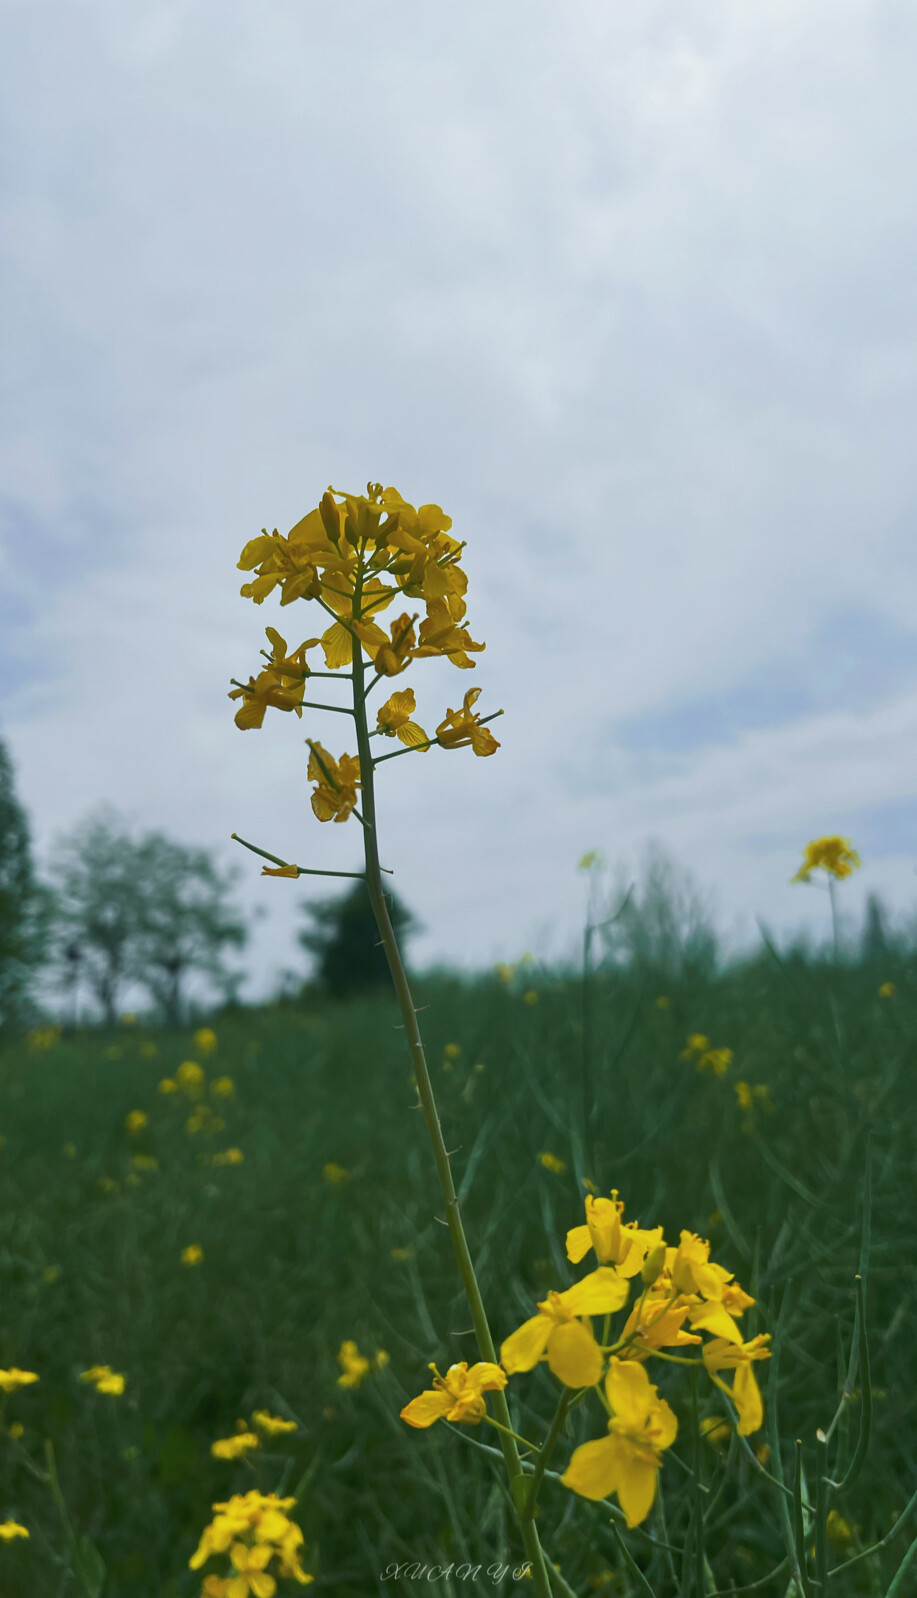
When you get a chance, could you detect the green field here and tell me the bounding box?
[0,942,914,1596]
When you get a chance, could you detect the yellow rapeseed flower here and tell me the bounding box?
[878,981,896,998]
[700,1415,732,1447]
[139,1040,158,1059]
[323,1162,350,1185]
[566,1192,664,1277]
[0,1369,39,1394]
[176,1060,205,1097]
[791,836,861,883]
[578,850,603,871]
[697,1048,733,1077]
[734,1082,773,1113]
[211,1431,260,1460]
[654,996,670,1010]
[27,1026,60,1051]
[435,687,500,756]
[124,1110,148,1135]
[501,1268,629,1389]
[194,1027,218,1055]
[190,1489,313,1586]
[80,1365,126,1396]
[211,1076,235,1100]
[182,1244,204,1267]
[213,1147,244,1166]
[523,989,539,1006]
[443,1042,461,1060]
[307,743,361,824]
[158,1077,178,1094]
[0,1521,29,1541]
[702,1335,771,1435]
[538,1151,566,1175]
[251,1410,298,1436]
[401,1361,507,1428]
[376,687,429,749]
[679,1033,710,1060]
[827,1510,857,1546]
[562,1360,678,1527]
[7,1422,24,1440]
[337,1340,371,1389]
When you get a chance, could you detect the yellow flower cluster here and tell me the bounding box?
[190,1489,313,1590]
[230,484,500,822]
[80,1365,126,1396]
[210,1409,298,1460]
[680,1034,733,1076]
[734,1081,773,1113]
[791,836,861,882]
[0,1369,39,1394]
[26,1025,61,1052]
[336,1339,389,1389]
[400,1189,770,1528]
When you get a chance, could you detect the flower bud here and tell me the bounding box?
[319,492,341,544]
[642,1245,667,1287]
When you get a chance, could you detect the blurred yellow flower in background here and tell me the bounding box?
[0,1369,38,1394]
[80,1365,126,1396]
[252,1410,297,1436]
[337,1340,370,1389]
[791,836,860,883]
[176,1061,205,1097]
[538,1151,566,1175]
[323,1163,350,1185]
[211,1430,259,1460]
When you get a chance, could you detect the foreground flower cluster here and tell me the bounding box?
[230,484,500,830]
[190,1490,313,1593]
[401,1190,770,1527]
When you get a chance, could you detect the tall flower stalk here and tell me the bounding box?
[229,483,554,1591]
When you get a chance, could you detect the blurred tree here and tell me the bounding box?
[601,843,718,982]
[299,880,418,997]
[50,811,247,1025]
[132,832,247,1025]
[0,738,50,1030]
[50,811,145,1026]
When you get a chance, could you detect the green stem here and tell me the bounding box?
[43,1441,97,1598]
[348,561,554,1597]
[523,1389,573,1520]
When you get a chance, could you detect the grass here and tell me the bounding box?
[0,938,915,1596]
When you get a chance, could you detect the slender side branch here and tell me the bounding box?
[230,833,366,880]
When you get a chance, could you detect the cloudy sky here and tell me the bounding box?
[3,0,917,998]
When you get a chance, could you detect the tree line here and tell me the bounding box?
[0,736,417,1032]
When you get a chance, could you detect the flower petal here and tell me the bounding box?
[500,1314,553,1374]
